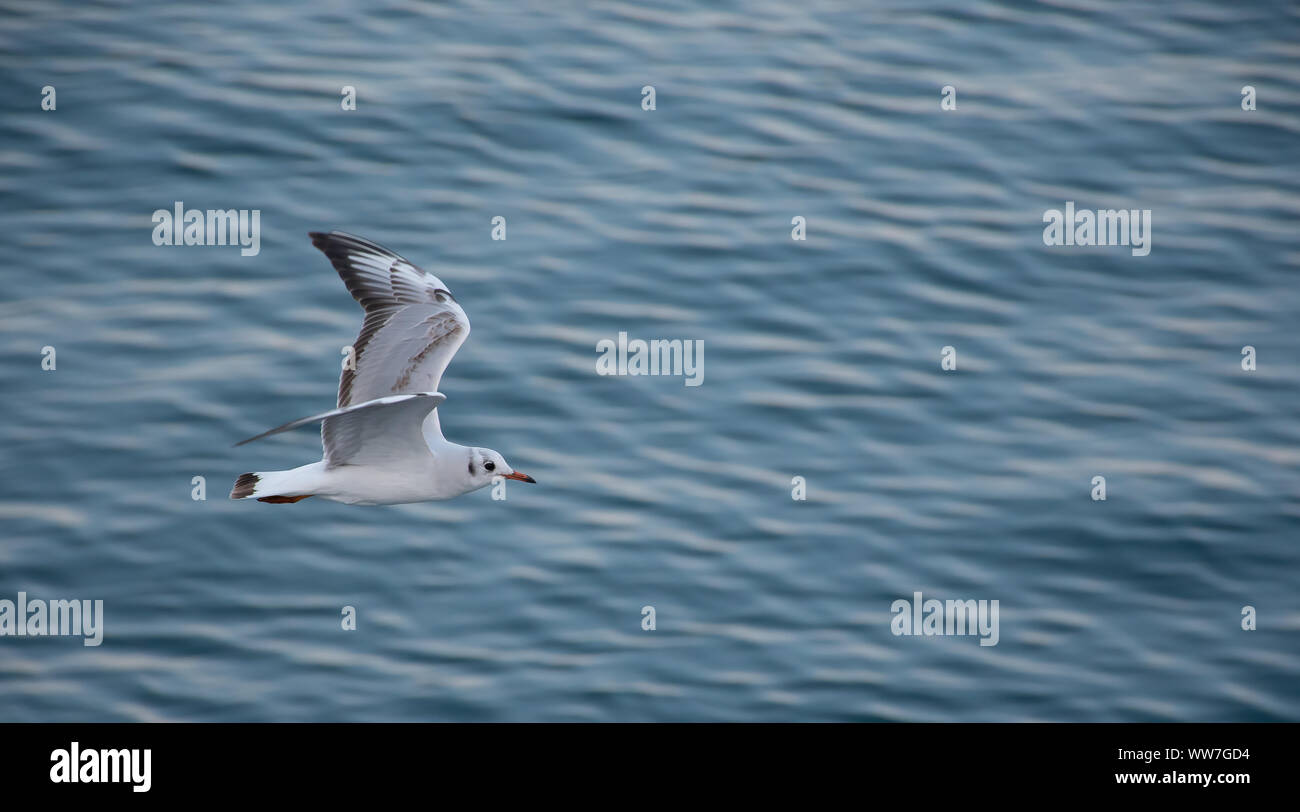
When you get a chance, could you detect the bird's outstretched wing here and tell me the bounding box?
[235,392,447,466]
[308,231,470,410]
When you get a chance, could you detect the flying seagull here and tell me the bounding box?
[230,231,535,505]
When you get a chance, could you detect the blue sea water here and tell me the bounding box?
[1,0,1298,721]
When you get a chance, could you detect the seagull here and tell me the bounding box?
[230,231,535,505]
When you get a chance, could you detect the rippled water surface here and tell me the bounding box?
[2,0,1299,721]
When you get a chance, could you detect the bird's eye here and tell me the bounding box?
[484,461,495,472]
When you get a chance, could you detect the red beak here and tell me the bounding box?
[504,471,536,483]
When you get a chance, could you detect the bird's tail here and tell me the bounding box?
[230,470,314,504]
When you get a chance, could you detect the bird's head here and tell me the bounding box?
[467,447,535,489]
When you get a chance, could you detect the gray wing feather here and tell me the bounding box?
[235,392,446,466]
[308,232,470,413]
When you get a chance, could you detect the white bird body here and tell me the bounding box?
[231,232,534,506]
[249,456,452,506]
